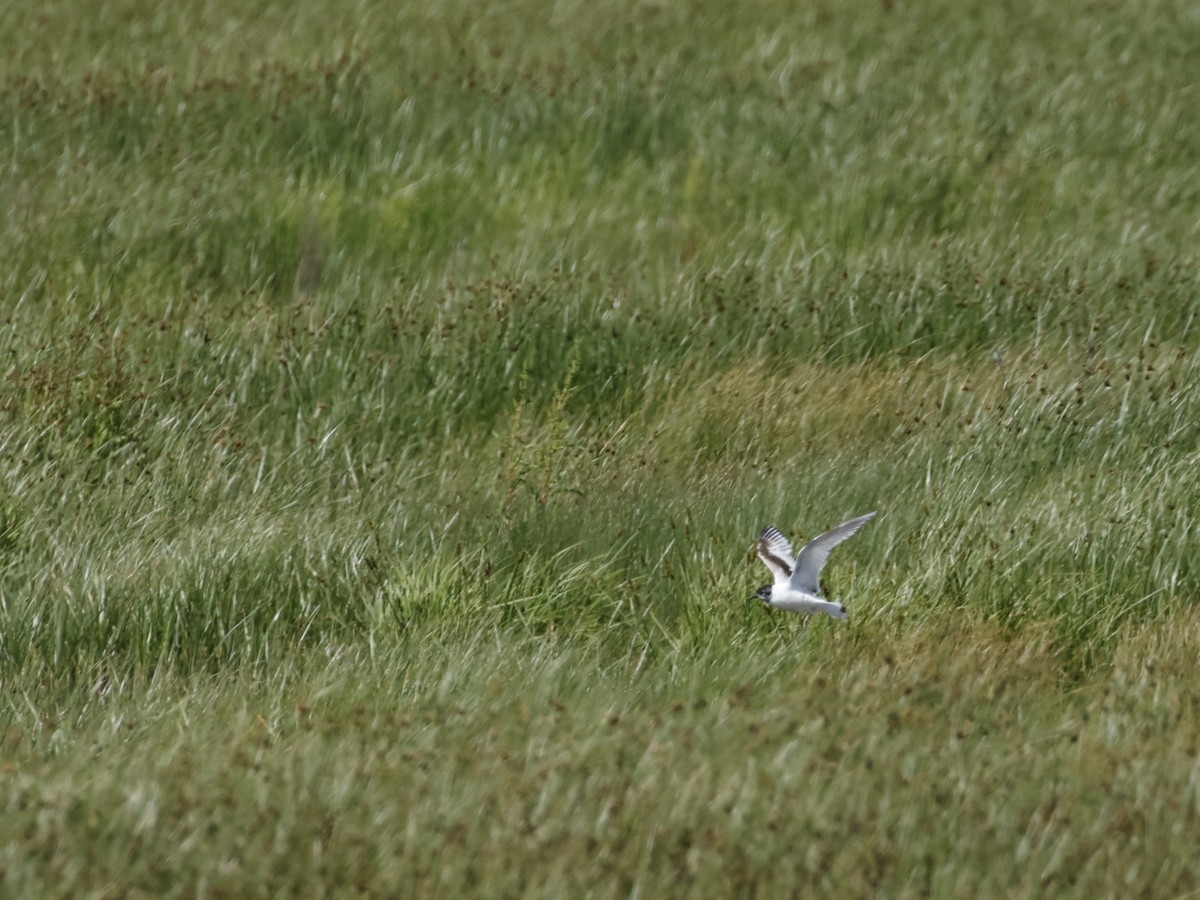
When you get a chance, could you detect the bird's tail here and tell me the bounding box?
[822,601,848,620]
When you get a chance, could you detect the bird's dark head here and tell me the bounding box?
[752,585,772,603]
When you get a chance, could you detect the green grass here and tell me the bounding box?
[2,0,1199,895]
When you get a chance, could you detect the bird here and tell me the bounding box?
[753,512,878,620]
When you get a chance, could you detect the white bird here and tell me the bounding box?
[753,512,878,620]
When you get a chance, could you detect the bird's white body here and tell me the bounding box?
[768,590,849,618]
[754,512,877,620]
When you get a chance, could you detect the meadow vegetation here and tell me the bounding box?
[2,0,1199,895]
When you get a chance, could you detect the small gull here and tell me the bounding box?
[753,512,878,620]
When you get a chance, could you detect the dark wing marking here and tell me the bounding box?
[757,525,795,585]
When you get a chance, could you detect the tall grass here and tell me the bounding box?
[2,0,1199,894]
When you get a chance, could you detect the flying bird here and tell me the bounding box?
[753,512,878,620]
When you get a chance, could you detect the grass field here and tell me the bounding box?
[3,0,1200,895]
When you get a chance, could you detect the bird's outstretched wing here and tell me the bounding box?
[757,526,796,587]
[790,512,877,595]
